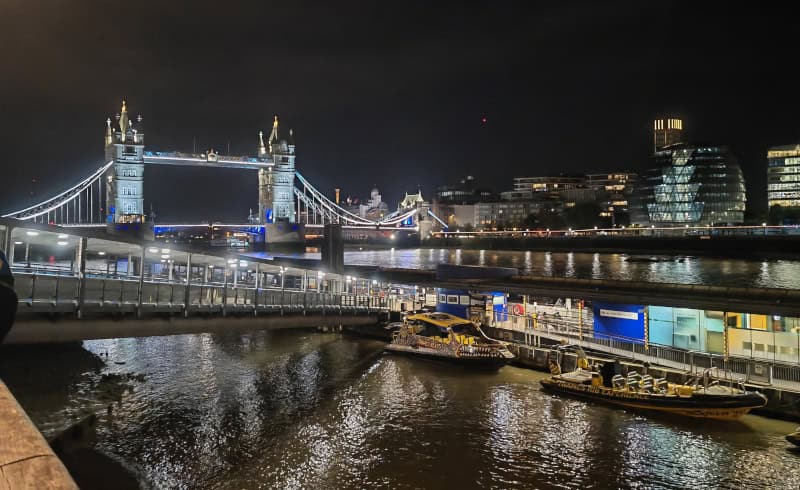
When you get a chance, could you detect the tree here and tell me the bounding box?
[563,202,603,229]
[526,209,564,230]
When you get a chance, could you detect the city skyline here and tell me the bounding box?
[2,2,799,221]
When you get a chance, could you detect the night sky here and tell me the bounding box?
[1,1,797,221]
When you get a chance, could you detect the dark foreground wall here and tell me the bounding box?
[4,314,379,345]
[426,235,800,258]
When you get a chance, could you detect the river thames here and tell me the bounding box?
[2,330,798,489]
[250,248,800,290]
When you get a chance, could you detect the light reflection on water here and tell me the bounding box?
[320,249,800,289]
[1,331,799,489]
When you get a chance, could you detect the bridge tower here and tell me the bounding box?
[104,101,152,238]
[258,116,303,244]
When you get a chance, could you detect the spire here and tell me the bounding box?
[119,100,129,134]
[258,130,266,157]
[105,118,112,145]
[269,115,279,143]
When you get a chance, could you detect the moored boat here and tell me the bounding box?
[540,347,767,420]
[385,312,515,368]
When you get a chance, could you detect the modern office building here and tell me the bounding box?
[587,173,638,225]
[512,176,586,197]
[435,175,496,204]
[767,144,800,215]
[630,143,746,226]
[653,117,683,151]
[475,201,545,229]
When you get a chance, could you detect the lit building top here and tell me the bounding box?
[653,117,683,152]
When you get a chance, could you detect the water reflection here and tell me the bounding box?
[2,332,798,489]
[334,249,800,289]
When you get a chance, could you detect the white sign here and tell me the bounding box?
[600,309,638,321]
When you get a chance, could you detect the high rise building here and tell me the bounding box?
[767,144,800,211]
[653,118,683,151]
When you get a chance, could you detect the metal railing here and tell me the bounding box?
[11,269,387,318]
[491,311,800,392]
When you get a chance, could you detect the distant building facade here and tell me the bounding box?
[767,144,800,216]
[340,187,389,220]
[631,143,746,226]
[435,175,496,204]
[587,173,637,225]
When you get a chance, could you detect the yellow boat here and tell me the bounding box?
[385,312,514,368]
[540,347,767,420]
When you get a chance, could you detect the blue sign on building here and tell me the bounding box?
[592,302,645,341]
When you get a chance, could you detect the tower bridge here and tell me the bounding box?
[2,101,446,246]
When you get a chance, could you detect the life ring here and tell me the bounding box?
[512,303,524,316]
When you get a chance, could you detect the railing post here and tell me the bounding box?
[723,312,729,361]
[53,274,60,306]
[29,273,37,305]
[137,244,145,318]
[280,270,285,316]
[222,267,228,317]
[183,253,192,317]
[253,263,260,316]
[76,237,87,318]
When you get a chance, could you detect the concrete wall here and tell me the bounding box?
[0,380,77,489]
[5,314,379,345]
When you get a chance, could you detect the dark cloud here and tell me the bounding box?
[1,1,797,220]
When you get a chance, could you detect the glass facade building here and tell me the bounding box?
[631,143,746,226]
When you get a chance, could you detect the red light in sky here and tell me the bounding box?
[481,116,488,123]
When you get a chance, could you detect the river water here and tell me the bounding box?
[318,249,800,290]
[2,330,798,489]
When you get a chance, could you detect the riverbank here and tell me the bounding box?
[424,234,800,259]
[0,343,147,488]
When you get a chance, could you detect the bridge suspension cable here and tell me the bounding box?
[295,171,377,226]
[2,161,112,224]
[294,171,425,228]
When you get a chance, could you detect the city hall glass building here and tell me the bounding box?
[631,143,746,226]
